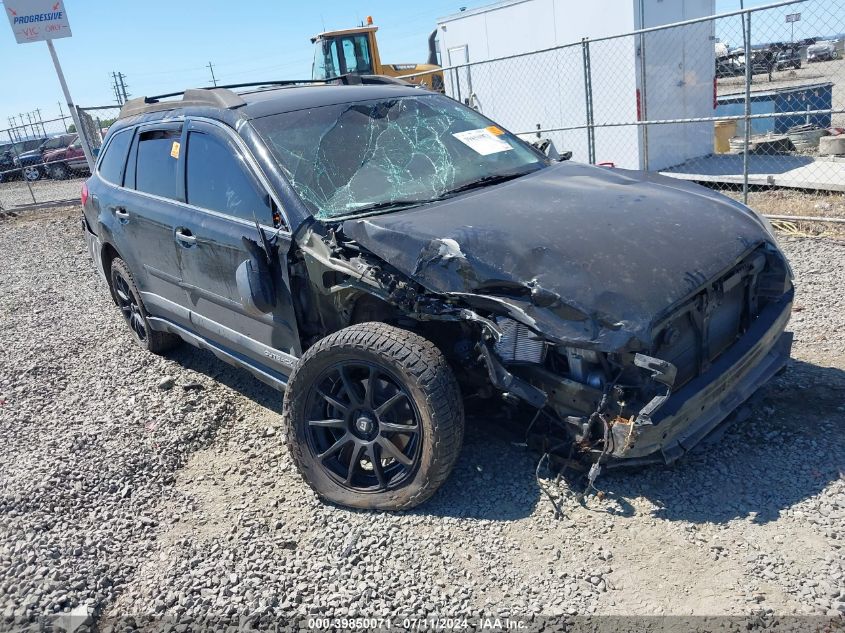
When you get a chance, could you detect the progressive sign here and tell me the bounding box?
[5,0,71,44]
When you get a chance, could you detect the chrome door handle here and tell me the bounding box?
[113,206,129,220]
[175,227,197,247]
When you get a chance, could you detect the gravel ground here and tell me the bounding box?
[0,177,85,210]
[0,206,843,630]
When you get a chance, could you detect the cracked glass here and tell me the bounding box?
[252,94,545,219]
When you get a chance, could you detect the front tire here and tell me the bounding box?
[109,258,181,355]
[284,323,464,510]
[22,165,41,182]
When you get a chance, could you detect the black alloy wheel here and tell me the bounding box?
[114,270,147,343]
[284,322,464,510]
[304,361,422,492]
[109,257,181,354]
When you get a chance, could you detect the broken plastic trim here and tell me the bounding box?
[477,340,547,409]
[632,353,678,426]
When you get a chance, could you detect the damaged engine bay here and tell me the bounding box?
[283,172,794,491]
[245,89,794,507]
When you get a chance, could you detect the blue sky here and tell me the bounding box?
[0,0,840,129]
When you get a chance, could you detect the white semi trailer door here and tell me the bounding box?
[638,0,715,170]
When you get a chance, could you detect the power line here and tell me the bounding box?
[207,61,218,87]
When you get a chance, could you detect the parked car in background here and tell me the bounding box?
[0,138,47,182]
[0,146,15,182]
[807,40,838,62]
[14,133,77,182]
[716,56,745,78]
[750,50,778,76]
[775,47,802,70]
[43,135,90,179]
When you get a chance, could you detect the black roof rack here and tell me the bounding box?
[118,75,415,120]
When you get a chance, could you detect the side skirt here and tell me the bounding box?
[146,316,291,392]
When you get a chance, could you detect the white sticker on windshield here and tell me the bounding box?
[452,128,514,156]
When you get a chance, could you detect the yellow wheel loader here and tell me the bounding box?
[311,18,444,91]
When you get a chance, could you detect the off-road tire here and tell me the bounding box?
[284,322,464,510]
[109,258,181,355]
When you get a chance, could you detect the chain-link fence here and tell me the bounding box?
[76,105,122,157]
[0,113,74,210]
[0,104,121,212]
[405,0,845,205]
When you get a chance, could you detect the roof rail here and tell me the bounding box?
[118,75,415,119]
[118,87,248,119]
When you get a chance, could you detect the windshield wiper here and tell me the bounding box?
[337,198,439,217]
[329,169,538,219]
[441,170,536,197]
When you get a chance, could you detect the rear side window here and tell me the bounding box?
[185,131,271,223]
[98,131,132,185]
[135,130,181,199]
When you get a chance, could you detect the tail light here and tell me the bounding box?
[81,182,89,207]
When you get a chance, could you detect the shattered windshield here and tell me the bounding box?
[252,94,545,219]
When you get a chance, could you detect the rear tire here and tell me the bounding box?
[49,163,69,180]
[284,322,464,510]
[109,258,181,355]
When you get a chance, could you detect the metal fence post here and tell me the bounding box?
[742,10,752,204]
[638,5,650,171]
[582,37,596,164]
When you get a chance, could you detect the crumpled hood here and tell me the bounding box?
[341,162,776,349]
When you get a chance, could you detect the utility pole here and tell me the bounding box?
[118,72,129,103]
[208,61,218,87]
[35,108,46,136]
[112,71,123,105]
[58,101,68,132]
[112,71,130,104]
[27,112,36,138]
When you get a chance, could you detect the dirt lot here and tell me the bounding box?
[721,188,845,238]
[0,205,843,630]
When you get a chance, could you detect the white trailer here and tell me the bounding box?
[436,0,716,170]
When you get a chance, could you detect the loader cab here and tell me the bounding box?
[312,27,378,80]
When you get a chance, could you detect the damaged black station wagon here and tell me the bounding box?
[82,79,793,510]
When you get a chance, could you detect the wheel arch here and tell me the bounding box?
[101,241,121,279]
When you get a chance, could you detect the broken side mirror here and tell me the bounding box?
[236,236,276,317]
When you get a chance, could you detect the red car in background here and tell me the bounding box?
[42,135,90,180]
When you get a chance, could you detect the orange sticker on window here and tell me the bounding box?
[170,141,180,159]
[485,126,505,136]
